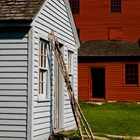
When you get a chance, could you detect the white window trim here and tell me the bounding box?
[38,39,51,102]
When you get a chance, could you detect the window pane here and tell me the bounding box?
[68,51,72,73]
[134,64,138,69]
[134,69,138,74]
[39,82,42,94]
[125,75,129,80]
[44,46,47,68]
[125,64,138,85]
[134,75,138,80]
[125,79,129,84]
[125,69,129,74]
[39,70,44,94]
[111,0,121,13]
[41,42,43,54]
[125,64,129,69]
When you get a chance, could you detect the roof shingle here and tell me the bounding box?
[78,40,140,57]
[0,0,45,20]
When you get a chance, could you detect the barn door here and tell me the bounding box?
[91,68,105,99]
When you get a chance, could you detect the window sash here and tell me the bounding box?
[125,64,138,85]
[39,69,47,94]
[68,51,73,74]
[39,41,47,68]
[39,40,50,97]
[111,0,121,13]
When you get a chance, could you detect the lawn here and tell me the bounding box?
[79,101,140,136]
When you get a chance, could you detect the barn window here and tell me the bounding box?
[39,39,50,100]
[69,0,79,14]
[108,28,122,40]
[111,0,121,13]
[125,64,138,85]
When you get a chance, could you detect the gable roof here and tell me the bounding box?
[0,0,80,48]
[0,0,45,20]
[78,40,140,57]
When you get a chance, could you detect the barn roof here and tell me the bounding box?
[0,0,45,20]
[78,40,140,56]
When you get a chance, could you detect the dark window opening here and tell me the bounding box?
[125,64,138,85]
[69,0,79,14]
[111,0,121,13]
[77,29,80,38]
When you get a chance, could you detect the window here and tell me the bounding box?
[68,51,73,85]
[111,0,121,13]
[125,64,138,85]
[39,39,50,100]
[69,0,79,14]
[68,51,73,74]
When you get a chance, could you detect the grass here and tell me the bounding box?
[79,101,140,136]
[49,130,81,140]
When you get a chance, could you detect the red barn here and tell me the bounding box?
[69,0,140,101]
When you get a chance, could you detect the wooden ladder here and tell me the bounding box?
[48,31,94,140]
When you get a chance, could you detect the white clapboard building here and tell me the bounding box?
[0,0,80,139]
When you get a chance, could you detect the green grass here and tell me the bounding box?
[79,101,140,136]
[50,130,81,140]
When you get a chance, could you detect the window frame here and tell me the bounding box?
[69,0,80,14]
[68,50,74,86]
[38,39,51,101]
[110,0,121,13]
[123,63,139,86]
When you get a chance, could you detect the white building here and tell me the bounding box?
[0,0,80,139]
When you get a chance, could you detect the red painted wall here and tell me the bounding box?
[73,0,140,41]
[78,61,140,101]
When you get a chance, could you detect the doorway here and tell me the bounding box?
[91,68,105,99]
[54,49,64,131]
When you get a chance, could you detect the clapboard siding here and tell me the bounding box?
[0,138,25,140]
[0,67,27,73]
[0,131,26,137]
[73,0,140,41]
[0,79,27,84]
[78,60,140,101]
[0,30,28,140]
[32,0,77,139]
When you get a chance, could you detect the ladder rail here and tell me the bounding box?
[48,31,94,140]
